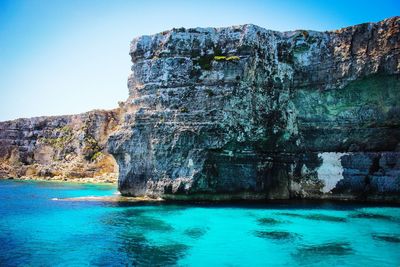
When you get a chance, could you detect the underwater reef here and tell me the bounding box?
[1,17,399,201]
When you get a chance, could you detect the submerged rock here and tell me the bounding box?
[372,234,400,243]
[277,212,346,222]
[117,233,189,266]
[349,212,394,221]
[276,212,304,218]
[295,242,353,256]
[256,217,282,225]
[254,230,301,240]
[103,210,174,232]
[304,214,347,222]
[293,242,354,263]
[184,227,208,239]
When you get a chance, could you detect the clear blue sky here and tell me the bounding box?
[0,0,398,121]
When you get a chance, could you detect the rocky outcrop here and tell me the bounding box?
[1,17,399,201]
[0,109,120,183]
[108,17,400,201]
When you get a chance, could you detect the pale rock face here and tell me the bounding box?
[0,110,121,182]
[108,17,400,201]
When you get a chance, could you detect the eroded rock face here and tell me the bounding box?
[108,17,400,201]
[0,110,121,183]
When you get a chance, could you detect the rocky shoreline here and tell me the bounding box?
[1,176,117,185]
[0,109,121,184]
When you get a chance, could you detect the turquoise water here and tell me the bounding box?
[0,180,399,266]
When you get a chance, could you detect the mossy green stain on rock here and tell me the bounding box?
[295,75,400,119]
[294,74,400,152]
[39,125,74,148]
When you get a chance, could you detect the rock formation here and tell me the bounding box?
[0,110,120,183]
[1,17,399,201]
[108,17,400,201]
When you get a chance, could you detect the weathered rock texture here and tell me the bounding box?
[108,17,400,201]
[0,110,120,183]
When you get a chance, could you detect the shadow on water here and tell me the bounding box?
[277,212,347,222]
[293,242,354,264]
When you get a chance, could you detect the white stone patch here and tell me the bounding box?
[317,152,347,193]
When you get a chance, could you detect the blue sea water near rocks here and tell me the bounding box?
[0,180,399,267]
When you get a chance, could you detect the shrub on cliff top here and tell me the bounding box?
[214,55,240,61]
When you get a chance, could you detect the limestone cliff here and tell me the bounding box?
[0,109,120,183]
[108,17,400,201]
[1,17,399,201]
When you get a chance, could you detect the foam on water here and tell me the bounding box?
[0,180,399,266]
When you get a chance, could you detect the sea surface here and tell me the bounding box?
[0,180,399,267]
